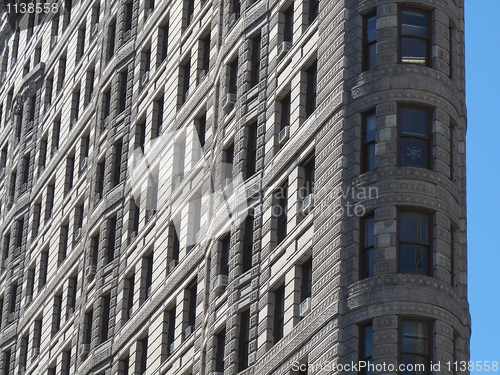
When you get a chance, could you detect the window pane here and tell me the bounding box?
[364,216,374,247]
[401,10,428,37]
[365,113,376,142]
[402,321,429,353]
[401,37,427,64]
[401,138,428,167]
[402,354,428,375]
[365,143,376,171]
[401,109,428,137]
[367,43,377,70]
[363,325,373,357]
[400,244,428,274]
[366,16,377,42]
[401,213,428,243]
[363,247,374,278]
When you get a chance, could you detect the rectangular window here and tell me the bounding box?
[361,215,375,279]
[308,0,319,25]
[283,5,294,43]
[400,8,430,66]
[300,258,312,302]
[196,113,206,148]
[119,72,128,113]
[181,60,191,104]
[215,329,226,372]
[126,275,134,319]
[153,95,164,138]
[44,75,52,108]
[107,20,116,61]
[223,143,234,181]
[96,160,105,196]
[399,211,430,275]
[276,184,288,245]
[273,286,285,344]
[9,283,17,314]
[244,122,257,179]
[186,0,195,25]
[45,183,55,223]
[100,294,110,342]
[400,320,431,374]
[187,282,197,330]
[64,156,75,194]
[219,235,230,276]
[228,58,238,95]
[139,338,148,375]
[52,293,62,335]
[91,233,100,267]
[107,216,117,262]
[363,112,376,172]
[39,249,48,290]
[76,26,86,62]
[305,61,317,118]
[84,309,93,345]
[364,13,377,71]
[59,224,69,264]
[71,89,80,125]
[399,107,431,168]
[202,35,210,73]
[67,276,77,315]
[166,306,176,356]
[3,349,11,375]
[251,35,261,87]
[113,140,123,187]
[280,92,291,132]
[124,2,133,32]
[160,22,169,63]
[359,323,373,375]
[144,252,153,299]
[238,310,250,372]
[242,216,253,273]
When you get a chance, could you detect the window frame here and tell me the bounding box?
[360,214,375,279]
[361,110,376,173]
[363,11,377,71]
[397,105,432,169]
[397,209,432,276]
[399,318,432,375]
[359,322,373,375]
[398,6,432,67]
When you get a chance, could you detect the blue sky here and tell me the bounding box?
[465,0,500,370]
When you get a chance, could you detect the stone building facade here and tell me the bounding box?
[0,0,468,374]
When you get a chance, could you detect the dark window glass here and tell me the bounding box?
[273,286,285,344]
[245,122,257,179]
[363,112,376,172]
[220,235,230,276]
[364,14,377,70]
[238,310,250,372]
[305,61,317,118]
[400,9,429,65]
[360,324,373,375]
[361,215,374,279]
[401,321,430,375]
[399,212,430,275]
[243,216,253,273]
[276,185,288,245]
[400,108,430,168]
[301,258,312,302]
[284,6,293,43]
[251,36,261,87]
[280,93,291,131]
[229,59,238,95]
[308,0,319,25]
[215,330,226,372]
[101,294,110,342]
